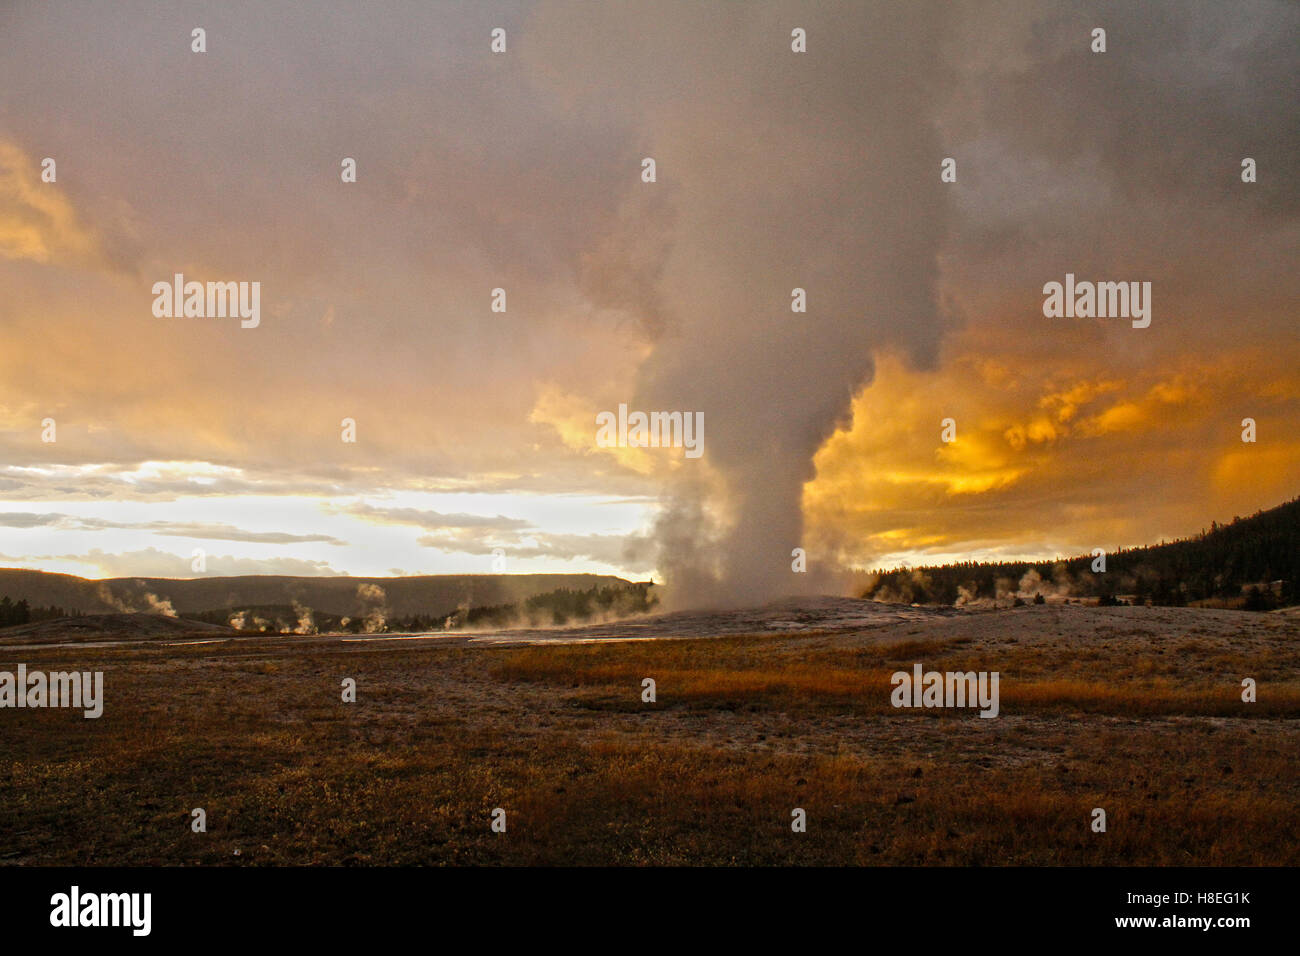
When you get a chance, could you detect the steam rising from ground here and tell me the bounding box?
[613,4,953,608]
[356,583,387,634]
[867,564,1086,608]
[96,583,178,617]
[291,600,317,635]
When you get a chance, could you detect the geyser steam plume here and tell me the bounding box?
[614,5,955,607]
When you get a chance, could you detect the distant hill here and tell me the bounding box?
[863,496,1300,609]
[182,580,659,633]
[0,570,638,620]
[0,613,229,646]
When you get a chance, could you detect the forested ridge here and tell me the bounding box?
[862,497,1300,609]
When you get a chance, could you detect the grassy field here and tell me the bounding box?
[2,603,1297,865]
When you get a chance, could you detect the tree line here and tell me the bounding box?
[861,496,1300,610]
[0,597,85,628]
[398,582,659,631]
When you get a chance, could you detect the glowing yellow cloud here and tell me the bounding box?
[530,384,662,477]
[803,343,1300,569]
[0,141,102,267]
[1212,441,1300,502]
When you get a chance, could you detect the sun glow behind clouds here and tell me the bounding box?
[114,460,246,486]
[0,460,243,484]
[804,344,1300,572]
[0,2,1296,589]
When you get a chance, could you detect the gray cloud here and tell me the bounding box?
[47,548,345,578]
[344,503,533,532]
[140,522,346,545]
[0,512,62,528]
[415,528,655,575]
[0,511,345,544]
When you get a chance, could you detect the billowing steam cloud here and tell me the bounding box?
[356,583,387,634]
[576,5,955,607]
[96,583,178,617]
[291,600,317,635]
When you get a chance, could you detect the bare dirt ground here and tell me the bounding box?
[1,600,1296,865]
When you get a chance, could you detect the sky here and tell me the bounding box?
[0,1,1296,599]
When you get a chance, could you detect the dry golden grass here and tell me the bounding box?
[492,633,1300,717]
[2,605,1298,865]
